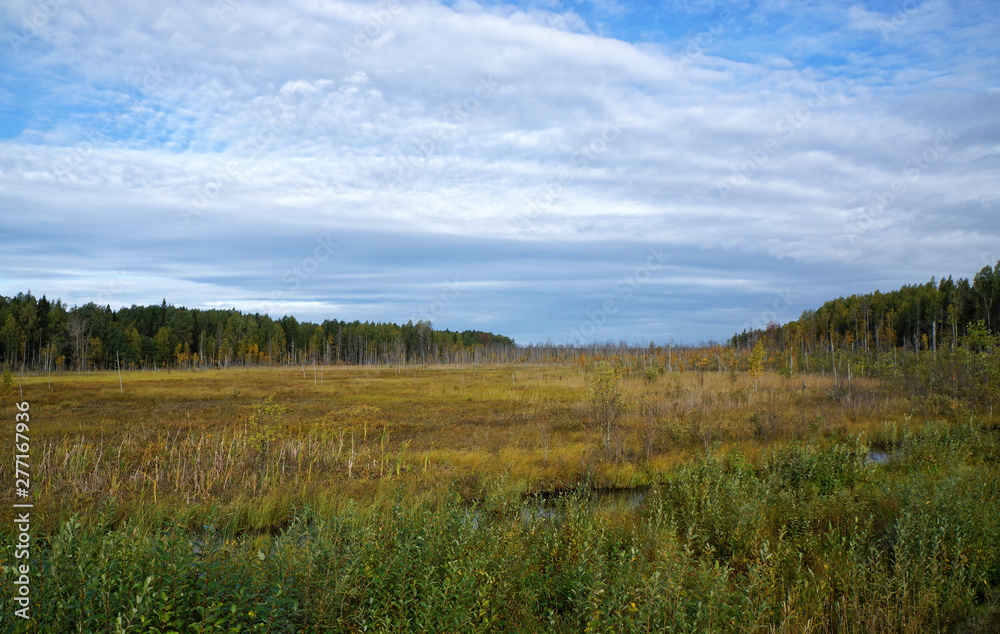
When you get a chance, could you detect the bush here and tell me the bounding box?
[3,422,998,632]
[0,367,15,406]
[589,362,627,451]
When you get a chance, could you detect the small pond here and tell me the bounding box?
[866,446,901,465]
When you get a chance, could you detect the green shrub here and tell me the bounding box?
[3,422,998,632]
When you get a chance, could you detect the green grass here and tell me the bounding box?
[0,365,929,532]
[1,364,999,631]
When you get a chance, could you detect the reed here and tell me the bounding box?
[0,363,997,630]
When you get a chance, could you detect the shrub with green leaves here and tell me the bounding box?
[0,367,15,406]
[589,361,627,451]
[246,394,286,458]
[2,422,998,632]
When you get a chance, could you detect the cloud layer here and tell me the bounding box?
[2,0,998,343]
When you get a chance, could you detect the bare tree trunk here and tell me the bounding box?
[932,320,936,359]
[67,314,90,372]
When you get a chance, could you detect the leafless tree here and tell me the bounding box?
[67,314,91,371]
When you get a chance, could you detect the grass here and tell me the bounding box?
[1,362,999,631]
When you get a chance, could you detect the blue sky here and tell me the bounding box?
[1,0,998,345]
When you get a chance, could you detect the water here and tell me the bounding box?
[519,486,650,525]
[526,485,650,506]
[867,448,899,464]
[455,486,652,530]
[867,450,890,464]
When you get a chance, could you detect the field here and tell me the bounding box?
[2,363,999,632]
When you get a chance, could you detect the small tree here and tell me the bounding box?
[749,340,766,392]
[590,361,626,451]
[961,320,1000,410]
[0,368,15,406]
[963,320,997,354]
[246,394,286,462]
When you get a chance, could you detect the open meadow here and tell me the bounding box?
[7,0,1000,629]
[1,361,999,631]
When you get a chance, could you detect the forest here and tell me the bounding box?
[731,261,1000,355]
[4,262,997,376]
[0,295,515,370]
[1,264,999,631]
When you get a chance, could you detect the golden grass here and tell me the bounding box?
[2,362,933,531]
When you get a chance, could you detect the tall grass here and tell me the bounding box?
[1,366,932,532]
[3,420,998,632]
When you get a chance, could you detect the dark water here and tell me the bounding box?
[868,450,890,464]
[519,486,650,524]
[525,485,650,505]
[458,486,652,529]
[867,448,899,464]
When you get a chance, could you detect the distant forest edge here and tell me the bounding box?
[1,260,998,372]
[731,261,1000,354]
[0,296,514,370]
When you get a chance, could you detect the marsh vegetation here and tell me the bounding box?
[1,345,998,632]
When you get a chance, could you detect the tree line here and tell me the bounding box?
[730,261,1000,356]
[0,294,515,371]
[727,262,1000,411]
[0,289,732,374]
[4,261,997,375]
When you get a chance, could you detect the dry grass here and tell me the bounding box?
[2,362,923,532]
[2,362,999,632]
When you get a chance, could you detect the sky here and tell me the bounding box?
[1,0,998,345]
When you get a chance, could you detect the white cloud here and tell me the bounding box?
[2,0,999,342]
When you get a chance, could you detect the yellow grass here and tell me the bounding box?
[4,363,923,531]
